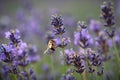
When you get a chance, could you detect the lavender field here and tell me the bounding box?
[0,0,120,80]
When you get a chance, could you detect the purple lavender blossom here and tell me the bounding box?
[87,49,103,66]
[107,39,113,47]
[74,28,93,48]
[51,15,65,35]
[20,71,29,79]
[100,1,115,27]
[18,42,27,50]
[5,29,21,45]
[16,42,28,60]
[95,31,109,54]
[89,19,101,33]
[78,21,87,29]
[1,65,11,80]
[5,31,11,39]
[60,48,76,65]
[12,64,20,74]
[61,74,76,80]
[64,49,76,65]
[0,44,15,63]
[1,65,11,74]
[0,29,39,80]
[64,49,85,73]
[54,37,71,48]
[97,66,104,76]
[105,28,115,38]
[114,34,120,46]
[61,69,76,80]
[51,15,63,28]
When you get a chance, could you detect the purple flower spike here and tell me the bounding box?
[100,1,115,27]
[51,15,63,28]
[78,21,87,29]
[5,29,21,45]
[74,28,93,48]
[89,19,101,33]
[64,49,85,73]
[114,34,120,46]
[51,15,65,35]
[5,31,11,39]
[54,37,71,48]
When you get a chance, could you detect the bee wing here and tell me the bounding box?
[44,48,49,55]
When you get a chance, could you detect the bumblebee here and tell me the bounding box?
[44,39,56,54]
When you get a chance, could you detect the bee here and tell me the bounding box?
[44,39,56,54]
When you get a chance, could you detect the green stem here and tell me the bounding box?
[51,54,55,80]
[8,63,18,80]
[83,70,87,80]
[112,38,120,67]
[60,34,68,75]
[79,73,83,80]
[112,38,120,80]
[22,56,26,71]
[62,47,65,62]
[83,48,87,80]
[28,73,32,80]
[101,74,104,80]
[92,73,94,80]
[60,34,66,64]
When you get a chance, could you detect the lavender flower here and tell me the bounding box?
[0,29,39,80]
[54,37,71,48]
[5,29,21,45]
[64,49,76,65]
[20,71,29,79]
[87,49,103,66]
[51,15,65,35]
[64,49,85,73]
[1,65,11,74]
[74,27,93,48]
[97,66,104,76]
[12,64,20,74]
[78,21,87,29]
[95,31,109,54]
[16,42,28,60]
[61,69,76,80]
[100,1,115,27]
[63,47,104,75]
[1,65,11,80]
[29,68,37,80]
[88,66,95,73]
[105,28,115,38]
[114,33,120,46]
[89,19,101,33]
[0,44,15,63]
